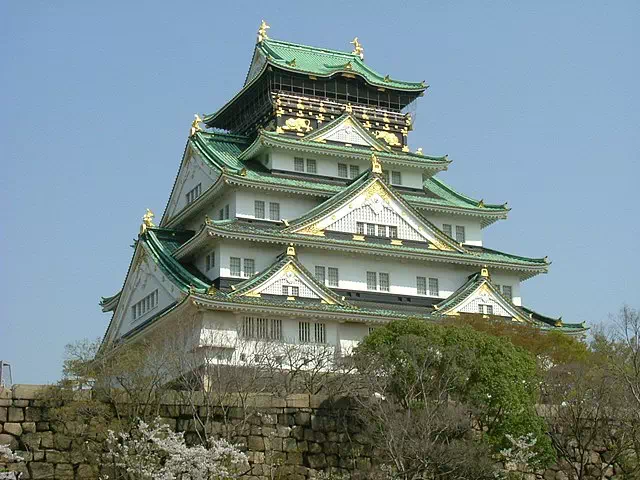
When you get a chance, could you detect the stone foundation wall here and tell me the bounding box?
[0,385,629,479]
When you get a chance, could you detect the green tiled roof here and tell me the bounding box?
[190,132,249,173]
[424,177,507,211]
[258,39,426,92]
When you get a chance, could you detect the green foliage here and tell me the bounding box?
[356,320,555,467]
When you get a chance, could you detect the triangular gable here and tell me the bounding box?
[230,248,346,305]
[305,114,389,151]
[435,269,529,322]
[286,172,463,252]
[161,144,222,225]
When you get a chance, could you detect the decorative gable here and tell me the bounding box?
[230,249,345,305]
[290,176,461,252]
[306,115,388,151]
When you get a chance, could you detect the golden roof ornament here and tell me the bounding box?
[140,209,155,234]
[480,267,490,278]
[286,243,296,256]
[257,20,270,43]
[370,153,382,174]
[350,37,364,60]
[190,114,203,136]
[415,147,423,155]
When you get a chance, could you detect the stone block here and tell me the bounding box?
[39,432,54,449]
[0,433,18,450]
[285,452,303,465]
[54,463,74,479]
[307,453,327,469]
[36,422,49,432]
[283,438,297,452]
[308,442,322,454]
[294,412,311,426]
[21,433,41,450]
[2,423,22,437]
[32,451,45,461]
[46,450,69,464]
[7,408,24,423]
[21,422,36,434]
[29,462,54,479]
[248,436,265,452]
[290,426,305,440]
[0,407,7,422]
[309,395,330,409]
[275,425,290,438]
[77,464,99,479]
[285,394,309,409]
[12,400,29,408]
[12,385,45,400]
[297,440,308,452]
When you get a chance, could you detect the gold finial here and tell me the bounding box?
[257,20,270,43]
[478,199,485,208]
[344,103,353,114]
[204,215,212,226]
[344,61,353,70]
[350,37,364,60]
[555,319,563,327]
[415,147,423,155]
[383,75,391,83]
[286,58,297,67]
[286,243,296,256]
[190,114,203,136]
[140,209,155,234]
[207,285,217,295]
[480,267,490,278]
[370,152,382,174]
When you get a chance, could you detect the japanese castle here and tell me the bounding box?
[100,23,585,359]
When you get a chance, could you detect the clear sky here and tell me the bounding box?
[1,1,638,384]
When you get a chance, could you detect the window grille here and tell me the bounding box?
[315,266,326,284]
[254,200,265,219]
[132,290,158,320]
[417,276,427,295]
[502,286,513,300]
[243,258,255,278]
[356,222,365,235]
[328,267,339,287]
[294,157,305,172]
[224,204,230,220]
[376,225,387,237]
[367,271,377,290]
[242,317,282,340]
[349,165,360,179]
[230,257,241,277]
[298,321,311,343]
[478,304,494,315]
[379,273,390,292]
[367,224,376,236]
[389,226,398,238]
[205,252,215,271]
[219,208,224,220]
[428,278,439,297]
[443,224,452,237]
[314,323,326,343]
[391,171,402,185]
[455,225,466,243]
[186,183,201,205]
[306,158,317,174]
[269,202,280,221]
[487,305,494,315]
[338,163,348,178]
[282,285,299,297]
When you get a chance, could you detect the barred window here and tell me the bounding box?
[417,276,427,295]
[298,321,326,343]
[428,278,439,297]
[389,226,398,239]
[367,224,376,236]
[356,222,365,235]
[132,289,158,320]
[224,204,230,220]
[443,224,452,237]
[306,158,317,174]
[367,271,377,290]
[455,225,466,243]
[349,165,360,179]
[502,286,513,300]
[299,321,311,343]
[186,183,201,205]
[243,258,255,278]
[254,200,265,219]
[269,202,280,221]
[242,317,282,340]
[219,208,224,220]
[328,267,339,287]
[479,304,494,315]
[205,252,215,271]
[338,163,348,178]
[391,171,402,185]
[379,273,390,292]
[294,157,305,172]
[314,323,326,343]
[487,305,494,315]
[230,257,241,277]
[315,266,326,284]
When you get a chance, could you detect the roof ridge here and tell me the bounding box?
[427,176,507,209]
[262,38,355,58]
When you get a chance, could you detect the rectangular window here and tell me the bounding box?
[349,165,360,179]
[367,224,376,236]
[328,267,339,287]
[379,273,390,292]
[306,158,317,174]
[315,266,326,284]
[243,258,255,278]
[294,157,305,172]
[443,224,452,237]
[269,202,280,221]
[242,316,255,338]
[417,276,427,295]
[242,317,282,340]
[502,286,513,300]
[338,163,348,178]
[205,252,215,271]
[391,171,402,185]
[376,225,387,237]
[314,323,326,343]
[487,305,494,315]
[224,204,230,220]
[298,321,311,343]
[132,290,158,320]
[389,226,398,238]
[186,183,202,205]
[254,200,265,219]
[479,304,494,315]
[230,257,241,277]
[367,271,377,290]
[428,278,439,297]
[455,225,466,243]
[356,222,365,235]
[382,171,390,183]
[282,285,300,297]
[219,208,224,220]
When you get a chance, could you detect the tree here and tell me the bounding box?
[349,320,555,479]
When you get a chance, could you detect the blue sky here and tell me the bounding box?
[1,1,638,384]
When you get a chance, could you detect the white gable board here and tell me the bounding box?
[321,120,374,147]
[449,283,519,320]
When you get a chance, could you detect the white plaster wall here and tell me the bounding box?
[184,191,237,232]
[218,241,282,278]
[487,272,522,306]
[269,148,424,189]
[166,153,220,221]
[195,244,220,281]
[235,189,321,222]
[426,213,483,246]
